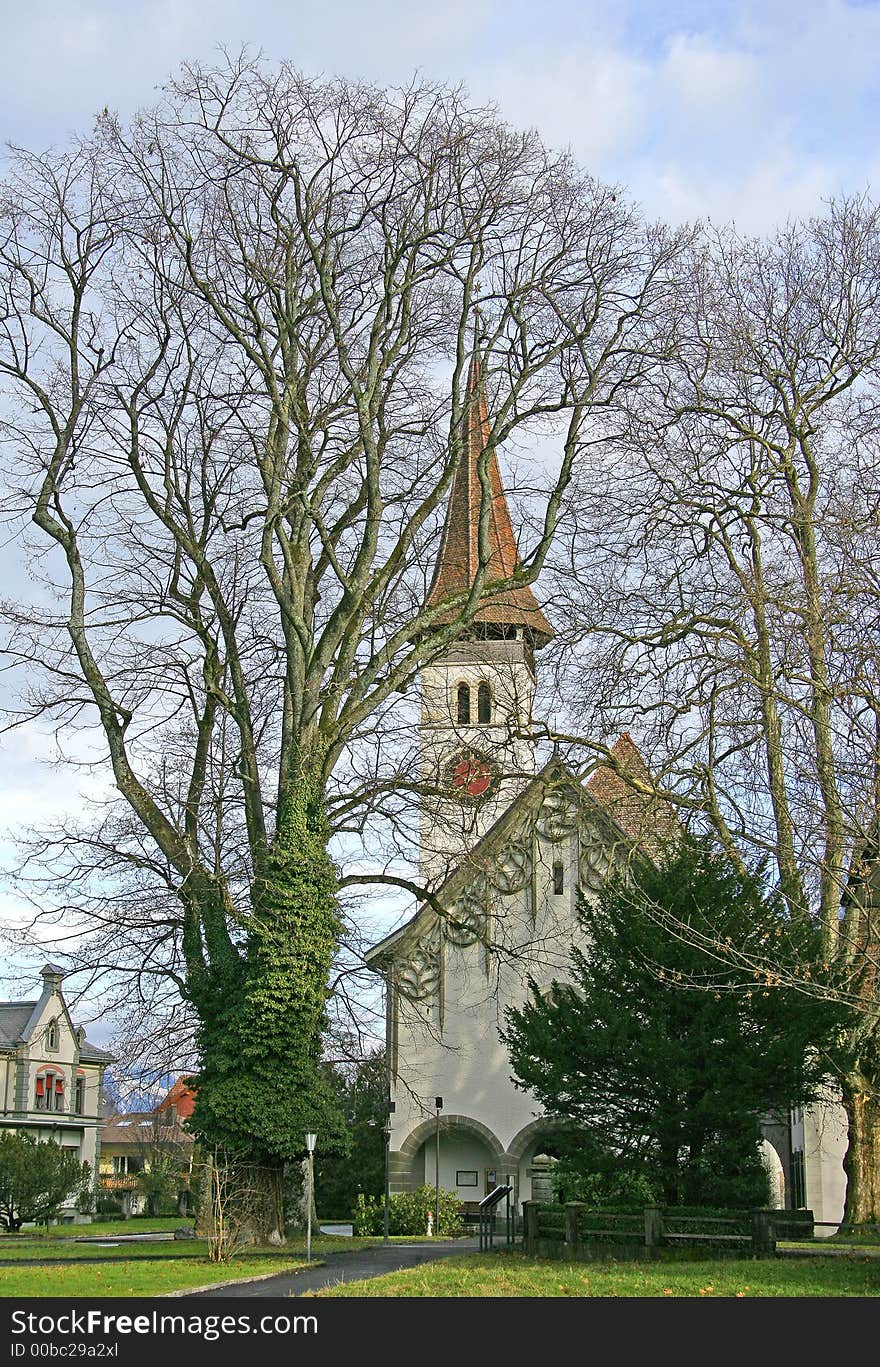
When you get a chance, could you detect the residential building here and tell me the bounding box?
[0,963,114,1220]
[98,1078,196,1216]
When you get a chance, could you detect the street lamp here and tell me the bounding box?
[383,1101,395,1245]
[434,1097,443,1236]
[305,1131,317,1264]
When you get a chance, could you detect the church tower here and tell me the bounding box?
[418,351,554,883]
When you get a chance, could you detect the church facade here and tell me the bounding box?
[366,353,849,1225]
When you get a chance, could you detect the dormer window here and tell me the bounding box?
[35,1069,65,1112]
[457,683,471,725]
[46,1018,59,1051]
[477,682,492,725]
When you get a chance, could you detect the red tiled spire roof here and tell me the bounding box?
[425,352,554,645]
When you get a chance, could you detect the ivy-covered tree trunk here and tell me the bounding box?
[186,763,344,1242]
[841,1064,880,1224]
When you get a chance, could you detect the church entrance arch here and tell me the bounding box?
[394,1114,505,1215]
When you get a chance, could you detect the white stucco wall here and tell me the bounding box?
[419,641,537,884]
[802,1093,848,1233]
[389,820,587,1205]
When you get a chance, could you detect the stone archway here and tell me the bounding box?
[392,1114,506,1200]
[759,1138,786,1210]
[504,1117,570,1208]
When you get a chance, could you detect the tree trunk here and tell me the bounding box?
[186,765,344,1234]
[841,1066,880,1224]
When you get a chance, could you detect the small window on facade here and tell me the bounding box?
[46,1019,59,1051]
[477,682,492,725]
[74,1075,86,1114]
[552,862,565,896]
[457,682,471,725]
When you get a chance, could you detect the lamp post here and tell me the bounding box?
[305,1131,317,1264]
[434,1096,443,1236]
[383,1101,395,1245]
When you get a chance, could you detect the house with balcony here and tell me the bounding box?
[98,1078,197,1216]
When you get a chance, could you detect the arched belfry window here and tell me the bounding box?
[477,682,492,725]
[457,683,471,725]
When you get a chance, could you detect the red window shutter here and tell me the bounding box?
[36,1078,44,1096]
[55,1078,64,1093]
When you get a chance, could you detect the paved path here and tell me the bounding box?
[182,1237,482,1298]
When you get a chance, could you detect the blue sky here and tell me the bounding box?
[1,0,879,1017]
[2,1,879,231]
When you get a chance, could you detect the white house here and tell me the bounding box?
[0,963,114,1219]
[366,352,849,1227]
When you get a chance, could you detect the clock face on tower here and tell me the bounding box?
[444,749,497,801]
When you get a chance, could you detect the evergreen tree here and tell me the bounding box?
[503,838,846,1207]
[313,1051,388,1219]
[0,1134,89,1231]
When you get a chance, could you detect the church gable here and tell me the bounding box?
[378,761,659,1023]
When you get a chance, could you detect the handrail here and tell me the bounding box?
[479,1184,512,1211]
[479,1184,514,1253]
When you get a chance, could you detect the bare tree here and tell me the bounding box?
[199,1150,282,1261]
[550,198,880,1221]
[0,54,684,1235]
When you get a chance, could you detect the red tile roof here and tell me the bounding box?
[586,733,680,857]
[425,353,554,644]
[157,1077,196,1120]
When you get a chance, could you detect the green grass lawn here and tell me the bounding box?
[0,1232,404,1264]
[6,1221,875,1299]
[0,1254,310,1298]
[4,1218,192,1239]
[0,1227,442,1296]
[0,1239,208,1262]
[309,1250,880,1297]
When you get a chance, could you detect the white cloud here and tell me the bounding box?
[661,32,759,124]
[479,44,651,167]
[631,144,837,235]
[0,723,113,838]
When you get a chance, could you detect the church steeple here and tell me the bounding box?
[425,351,554,648]
[417,348,552,882]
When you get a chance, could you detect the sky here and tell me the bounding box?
[1,0,879,1029]
[2,0,879,231]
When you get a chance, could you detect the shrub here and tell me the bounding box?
[353,1185,463,1236]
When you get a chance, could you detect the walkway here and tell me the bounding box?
[182,1236,482,1298]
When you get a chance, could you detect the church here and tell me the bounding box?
[365,352,849,1227]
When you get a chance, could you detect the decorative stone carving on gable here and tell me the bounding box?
[396,926,442,1003]
[578,826,612,891]
[488,831,533,896]
[445,876,489,948]
[535,786,579,843]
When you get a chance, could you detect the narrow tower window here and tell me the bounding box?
[46,1018,59,1051]
[457,683,471,725]
[552,861,565,896]
[477,682,492,725]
